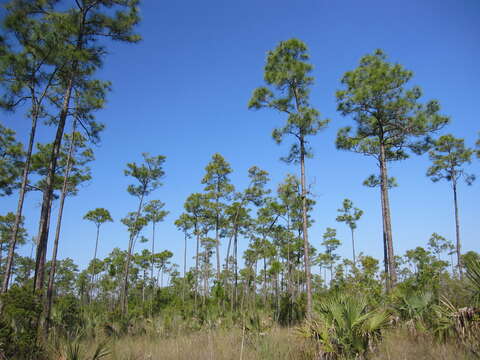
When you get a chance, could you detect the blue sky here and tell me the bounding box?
[2,0,479,274]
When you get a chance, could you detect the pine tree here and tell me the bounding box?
[249,39,328,317]
[336,199,363,267]
[122,153,165,313]
[426,134,475,275]
[336,49,448,290]
[201,153,234,282]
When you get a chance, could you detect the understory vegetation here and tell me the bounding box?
[0,1,479,359]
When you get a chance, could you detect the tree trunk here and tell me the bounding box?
[263,256,267,308]
[183,230,187,303]
[34,78,74,293]
[452,181,462,277]
[351,228,356,267]
[299,138,313,318]
[233,228,238,310]
[194,224,200,307]
[45,120,77,327]
[1,111,39,294]
[215,213,221,282]
[121,193,145,314]
[92,225,100,286]
[151,221,156,284]
[379,142,397,290]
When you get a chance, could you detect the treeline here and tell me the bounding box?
[0,1,479,359]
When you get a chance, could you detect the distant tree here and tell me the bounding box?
[144,200,168,283]
[45,124,95,325]
[322,228,341,284]
[153,250,173,288]
[248,38,329,317]
[427,134,475,275]
[180,193,211,304]
[0,213,27,277]
[427,233,454,261]
[174,213,192,302]
[336,49,449,289]
[83,208,113,285]
[201,153,234,282]
[122,153,165,313]
[336,199,363,266]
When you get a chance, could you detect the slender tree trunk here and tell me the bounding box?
[90,224,100,299]
[351,228,356,267]
[0,244,3,274]
[195,225,200,307]
[122,194,145,314]
[263,256,267,308]
[215,213,221,282]
[225,232,232,279]
[452,181,462,277]
[34,78,74,293]
[1,111,39,294]
[33,3,88,296]
[45,120,77,327]
[234,228,238,310]
[299,138,313,318]
[379,142,397,290]
[151,221,156,283]
[92,225,100,288]
[183,230,187,303]
[142,269,146,304]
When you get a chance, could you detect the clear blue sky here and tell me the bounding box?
[3,0,479,273]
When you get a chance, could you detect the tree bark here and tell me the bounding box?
[121,193,145,314]
[151,221,156,283]
[92,225,100,287]
[215,213,221,282]
[233,228,238,310]
[299,138,313,319]
[45,120,77,327]
[452,181,462,277]
[351,227,356,267]
[34,77,74,293]
[183,230,187,303]
[194,224,200,307]
[379,142,397,290]
[1,111,39,294]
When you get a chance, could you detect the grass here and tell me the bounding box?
[371,328,476,360]
[107,327,313,360]
[49,323,478,360]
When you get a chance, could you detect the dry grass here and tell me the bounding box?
[107,327,313,360]
[371,329,476,360]
[70,326,476,360]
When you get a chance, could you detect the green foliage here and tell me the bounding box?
[83,208,113,228]
[0,285,44,359]
[125,153,166,200]
[0,212,27,253]
[427,134,475,185]
[336,49,449,160]
[52,294,83,336]
[248,38,328,163]
[363,174,398,189]
[464,255,480,306]
[144,200,168,224]
[335,199,363,231]
[30,131,94,196]
[0,124,23,196]
[297,294,390,359]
